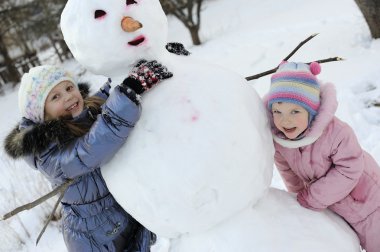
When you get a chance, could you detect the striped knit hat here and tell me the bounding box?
[268,61,321,122]
[18,65,76,123]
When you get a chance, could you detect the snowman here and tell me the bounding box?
[60,0,360,251]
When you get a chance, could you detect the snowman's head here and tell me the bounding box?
[61,0,168,78]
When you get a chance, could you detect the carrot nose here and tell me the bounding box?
[121,16,143,32]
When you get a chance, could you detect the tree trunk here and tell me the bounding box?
[354,0,380,39]
[48,34,64,63]
[0,35,21,84]
[160,0,203,45]
[190,26,201,45]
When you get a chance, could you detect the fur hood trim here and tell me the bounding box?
[263,82,338,148]
[4,119,75,159]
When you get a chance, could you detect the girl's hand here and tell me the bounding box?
[122,60,173,95]
[297,190,324,211]
[166,42,191,56]
[297,190,311,209]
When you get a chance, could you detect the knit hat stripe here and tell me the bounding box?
[271,77,319,88]
[269,98,318,117]
[268,93,320,111]
[270,82,320,97]
[272,72,318,85]
[269,90,319,105]
[272,90,319,104]
[272,71,318,80]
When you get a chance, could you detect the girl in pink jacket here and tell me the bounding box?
[264,61,380,252]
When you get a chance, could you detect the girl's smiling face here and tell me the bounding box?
[44,81,84,120]
[272,102,309,139]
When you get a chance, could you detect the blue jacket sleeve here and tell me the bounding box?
[35,87,141,181]
[94,78,112,100]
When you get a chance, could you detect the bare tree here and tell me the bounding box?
[0,2,23,84]
[0,0,68,86]
[38,0,69,63]
[160,0,203,45]
[0,34,21,84]
[354,0,380,39]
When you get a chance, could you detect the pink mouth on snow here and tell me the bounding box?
[128,35,145,46]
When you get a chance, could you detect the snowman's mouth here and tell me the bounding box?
[128,35,145,46]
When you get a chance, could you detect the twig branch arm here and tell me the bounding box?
[245,67,278,81]
[0,179,74,221]
[36,189,66,245]
[245,57,344,81]
[312,57,344,64]
[245,33,318,81]
[244,33,343,81]
[283,33,318,61]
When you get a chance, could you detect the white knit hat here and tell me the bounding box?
[18,65,76,123]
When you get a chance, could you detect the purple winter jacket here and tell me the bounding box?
[265,83,380,225]
[5,83,153,251]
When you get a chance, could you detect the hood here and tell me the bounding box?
[263,82,338,148]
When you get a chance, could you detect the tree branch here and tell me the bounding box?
[245,33,343,81]
[313,57,344,64]
[1,179,74,221]
[1,179,75,245]
[165,0,190,27]
[36,189,66,245]
[195,0,202,28]
[245,57,343,81]
[283,33,318,61]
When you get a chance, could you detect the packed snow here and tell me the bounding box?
[61,0,275,241]
[1,0,379,251]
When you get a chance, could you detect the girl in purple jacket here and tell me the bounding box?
[4,61,171,251]
[264,61,380,252]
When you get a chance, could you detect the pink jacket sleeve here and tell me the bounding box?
[304,125,364,209]
[275,149,305,193]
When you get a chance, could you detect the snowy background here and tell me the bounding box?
[1,0,379,251]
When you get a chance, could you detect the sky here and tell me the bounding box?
[0,0,379,251]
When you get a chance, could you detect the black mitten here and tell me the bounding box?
[121,60,173,95]
[166,42,191,56]
[118,85,141,105]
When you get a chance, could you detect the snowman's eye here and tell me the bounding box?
[94,10,107,19]
[126,0,137,5]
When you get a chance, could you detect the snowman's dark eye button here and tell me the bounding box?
[126,0,137,5]
[94,10,107,19]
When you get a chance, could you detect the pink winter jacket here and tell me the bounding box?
[265,83,380,225]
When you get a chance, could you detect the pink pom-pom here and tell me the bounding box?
[309,62,321,75]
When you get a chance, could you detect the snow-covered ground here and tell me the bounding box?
[0,0,379,251]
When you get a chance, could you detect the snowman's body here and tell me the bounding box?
[101,55,274,237]
[60,0,360,250]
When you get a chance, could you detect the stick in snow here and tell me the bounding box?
[1,179,74,221]
[0,179,75,244]
[36,189,66,245]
